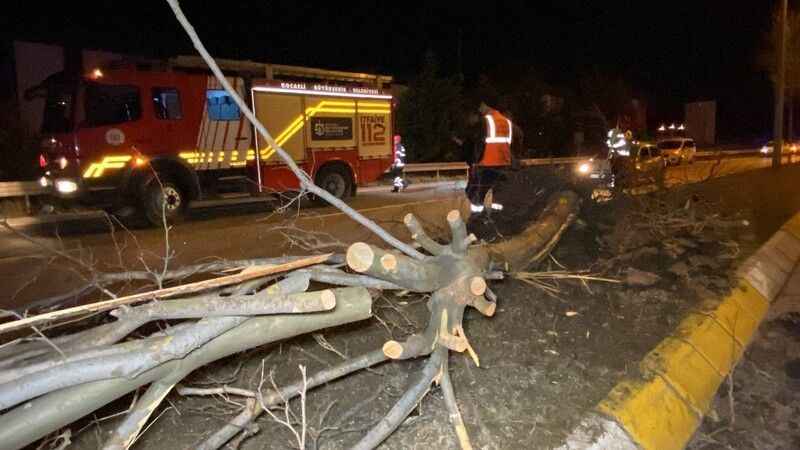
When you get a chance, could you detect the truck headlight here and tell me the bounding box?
[55,179,78,194]
[578,163,591,174]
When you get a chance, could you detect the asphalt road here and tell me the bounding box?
[0,181,467,310]
[0,154,794,310]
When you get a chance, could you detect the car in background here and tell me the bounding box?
[658,138,696,165]
[612,142,666,188]
[576,142,665,190]
[760,140,799,157]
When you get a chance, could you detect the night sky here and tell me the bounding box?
[2,1,781,141]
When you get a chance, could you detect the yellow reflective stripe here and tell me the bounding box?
[358,109,391,114]
[82,155,133,178]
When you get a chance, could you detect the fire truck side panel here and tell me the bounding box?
[304,96,357,149]
[355,99,392,159]
[258,165,302,191]
[252,92,306,163]
[251,88,393,192]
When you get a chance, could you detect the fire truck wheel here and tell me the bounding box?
[313,166,352,204]
[142,178,187,226]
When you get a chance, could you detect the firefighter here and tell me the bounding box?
[391,135,407,193]
[464,102,513,215]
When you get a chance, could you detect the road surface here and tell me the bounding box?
[0,155,794,310]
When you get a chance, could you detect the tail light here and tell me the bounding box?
[39,154,47,168]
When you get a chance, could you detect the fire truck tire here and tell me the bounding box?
[313,166,352,205]
[141,177,187,226]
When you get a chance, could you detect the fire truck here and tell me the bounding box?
[31,56,395,225]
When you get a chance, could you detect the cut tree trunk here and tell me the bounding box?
[487,191,579,271]
[0,286,373,450]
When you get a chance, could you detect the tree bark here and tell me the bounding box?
[487,191,579,271]
[0,287,373,450]
[352,347,446,450]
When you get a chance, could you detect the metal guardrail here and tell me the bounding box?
[0,181,45,198]
[403,149,761,179]
[695,149,757,157]
[0,181,46,213]
[402,156,591,179]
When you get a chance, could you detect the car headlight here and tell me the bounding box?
[761,146,769,153]
[55,179,78,194]
[578,163,591,174]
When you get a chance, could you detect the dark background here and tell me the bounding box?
[0,1,780,142]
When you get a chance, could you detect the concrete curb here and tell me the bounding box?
[560,212,800,450]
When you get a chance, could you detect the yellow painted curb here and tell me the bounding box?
[598,375,700,450]
[593,213,798,450]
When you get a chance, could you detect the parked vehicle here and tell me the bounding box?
[31,57,395,225]
[576,142,665,190]
[612,143,666,188]
[658,138,696,165]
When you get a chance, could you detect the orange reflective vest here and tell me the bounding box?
[479,109,513,167]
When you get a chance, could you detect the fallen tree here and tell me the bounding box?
[0,2,582,447]
[0,196,578,449]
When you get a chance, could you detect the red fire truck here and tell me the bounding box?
[32,56,395,225]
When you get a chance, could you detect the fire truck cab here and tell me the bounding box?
[32,57,395,225]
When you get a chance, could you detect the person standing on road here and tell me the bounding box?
[463,102,513,215]
[391,135,407,193]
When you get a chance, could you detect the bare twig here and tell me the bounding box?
[313,333,347,360]
[0,254,330,335]
[177,385,256,398]
[258,362,307,450]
